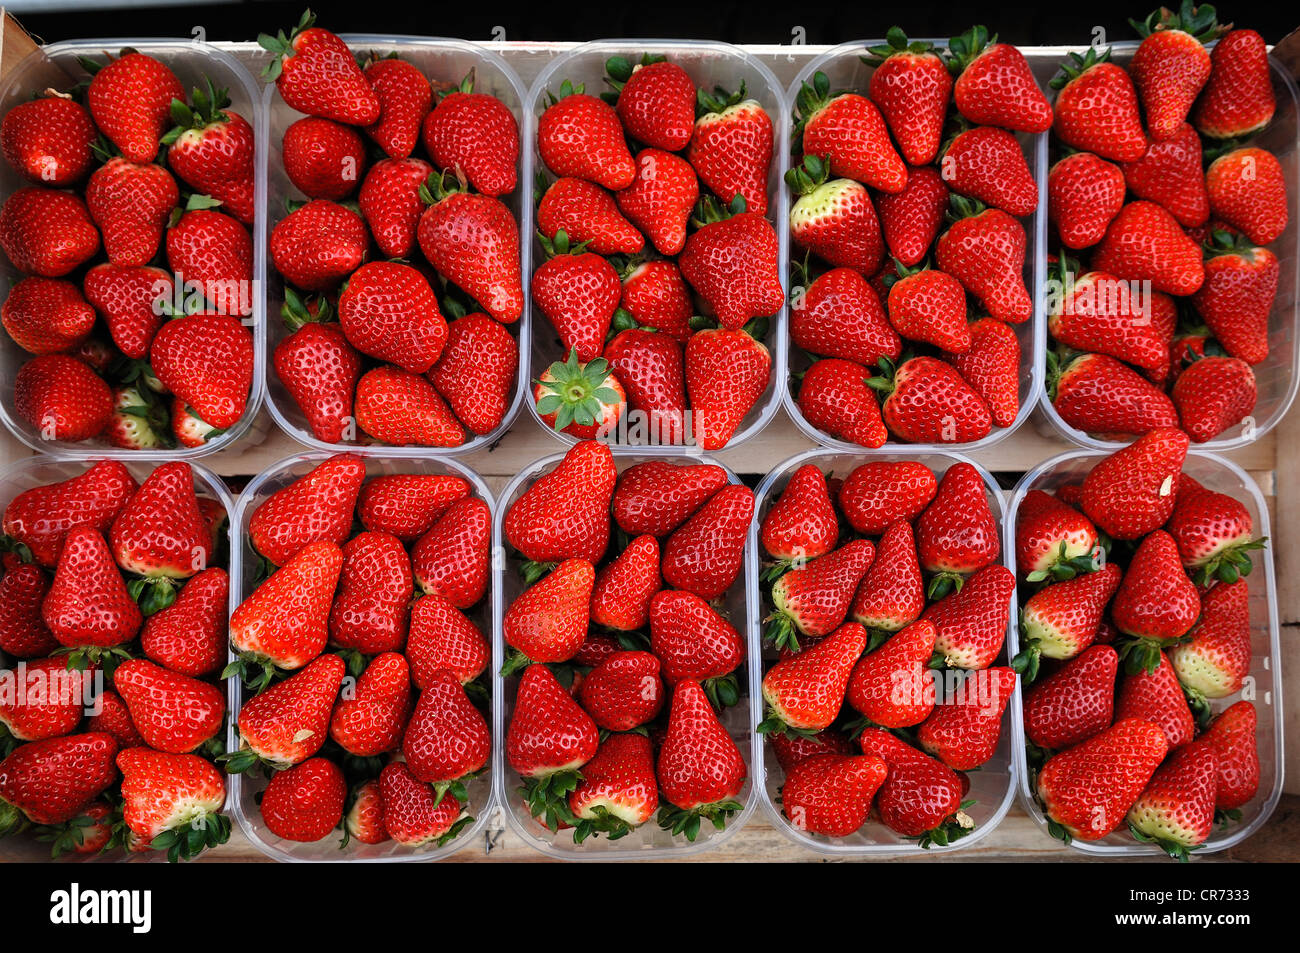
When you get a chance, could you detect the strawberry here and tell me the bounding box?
[845,618,937,727]
[83,263,171,361]
[684,327,772,450]
[1,277,95,356]
[616,149,698,257]
[1049,48,1146,162]
[1016,563,1123,679]
[925,563,1014,671]
[648,590,744,694]
[43,799,114,857]
[934,199,1031,323]
[602,330,682,442]
[0,732,117,831]
[875,166,949,268]
[0,566,59,658]
[838,461,936,535]
[411,496,491,609]
[106,383,169,451]
[505,440,616,566]
[607,55,695,152]
[1129,2,1219,141]
[1015,489,1099,581]
[1051,352,1179,438]
[259,757,346,843]
[0,187,99,277]
[357,473,470,542]
[1193,29,1275,139]
[507,664,599,823]
[770,728,854,774]
[538,177,643,255]
[940,125,1038,218]
[661,484,755,601]
[1191,234,1278,365]
[574,633,621,668]
[781,752,887,838]
[1023,644,1119,750]
[612,460,728,537]
[1205,147,1288,246]
[1111,530,1201,668]
[786,156,883,275]
[762,623,869,732]
[915,461,999,587]
[358,157,433,257]
[865,28,952,165]
[1121,123,1209,227]
[43,527,141,659]
[1080,427,1188,539]
[767,544,875,652]
[354,366,465,448]
[228,654,345,771]
[0,94,95,186]
[918,665,1016,770]
[417,172,523,323]
[1048,152,1126,249]
[139,567,227,678]
[795,74,906,194]
[364,56,432,160]
[503,559,594,667]
[338,261,447,373]
[259,12,379,124]
[343,778,388,846]
[402,668,490,791]
[112,659,223,754]
[0,656,87,743]
[1127,738,1217,859]
[797,358,887,449]
[1115,652,1196,748]
[2,459,135,568]
[1037,718,1167,842]
[84,158,178,267]
[589,535,660,631]
[567,732,659,842]
[761,464,838,565]
[1170,579,1251,708]
[407,593,490,689]
[851,521,925,633]
[281,116,365,200]
[328,532,412,655]
[887,265,970,352]
[13,355,112,443]
[1166,476,1262,584]
[426,311,519,436]
[656,679,746,836]
[422,73,518,197]
[84,51,183,163]
[791,267,900,368]
[165,207,254,317]
[110,460,211,598]
[680,198,784,332]
[857,729,970,843]
[162,82,256,224]
[273,307,361,444]
[531,232,621,363]
[1200,700,1259,811]
[379,761,467,847]
[227,540,342,687]
[946,317,1020,427]
[270,199,368,291]
[1092,200,1204,295]
[577,651,664,732]
[1172,355,1257,443]
[151,312,253,432]
[948,27,1052,132]
[537,80,634,189]
[249,454,366,567]
[1049,265,1172,373]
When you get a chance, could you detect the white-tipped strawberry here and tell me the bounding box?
[1126,739,1218,861]
[105,383,171,451]
[171,398,223,448]
[1169,578,1251,719]
[1166,475,1266,585]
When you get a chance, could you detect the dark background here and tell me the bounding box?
[11,0,1299,47]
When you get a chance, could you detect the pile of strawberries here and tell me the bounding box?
[788,25,1046,447]
[224,454,491,850]
[1046,7,1287,444]
[0,461,231,859]
[755,460,1015,844]
[529,54,780,450]
[0,49,256,450]
[500,440,754,843]
[1014,428,1264,858]
[264,13,522,448]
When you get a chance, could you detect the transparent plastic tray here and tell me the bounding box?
[0,39,267,459]
[522,39,790,453]
[783,41,1048,453]
[226,450,497,861]
[492,449,759,857]
[1005,449,1283,855]
[749,448,1019,855]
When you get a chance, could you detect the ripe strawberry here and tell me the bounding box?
[139,566,227,678]
[423,73,518,196]
[787,157,883,275]
[505,440,616,565]
[1127,738,1217,859]
[612,460,728,537]
[577,651,664,732]
[791,267,900,369]
[0,187,99,277]
[661,484,755,601]
[1049,265,1172,373]
[13,354,112,443]
[84,51,183,162]
[680,199,784,332]
[687,86,773,214]
[259,12,379,124]
[402,668,490,790]
[113,658,223,754]
[770,729,853,776]
[0,94,95,186]
[270,199,368,291]
[1167,476,1262,585]
[116,751,228,861]
[407,593,489,689]
[1121,123,1209,227]
[1111,531,1201,666]
[875,353,993,445]
[357,473,470,542]
[1048,152,1126,249]
[229,653,345,771]
[357,157,433,258]
[1049,48,1146,162]
[427,311,519,436]
[1129,2,1219,141]
[1170,578,1251,709]
[1051,352,1179,438]
[228,540,342,686]
[411,496,491,609]
[0,656,86,742]
[1092,200,1205,295]
[837,462,935,535]
[684,327,772,450]
[328,532,412,655]
[767,543,875,651]
[503,559,593,667]
[1200,700,1259,811]
[0,732,117,831]
[343,778,388,846]
[1,277,94,356]
[761,464,838,565]
[281,116,365,200]
[1172,355,1257,443]
[537,80,634,189]
[850,521,924,634]
[946,317,1020,427]
[1037,717,1167,842]
[43,799,114,857]
[845,618,937,727]
[1205,147,1288,246]
[84,158,178,267]
[538,177,643,255]
[589,535,660,631]
[925,563,1014,670]
[948,27,1053,132]
[765,620,867,735]
[165,207,254,316]
[0,565,58,658]
[574,633,620,668]
[153,313,254,431]
[43,527,141,658]
[857,729,969,843]
[508,664,599,822]
[1192,235,1278,365]
[110,460,211,593]
[379,761,467,847]
[648,590,745,693]
[887,266,970,352]
[657,679,747,836]
[83,263,170,360]
[1193,29,1275,139]
[602,329,682,442]
[531,234,621,363]
[364,56,432,160]
[1023,644,1119,750]
[338,261,447,373]
[795,74,905,193]
[1115,652,1196,751]
[1017,563,1123,681]
[781,752,887,838]
[162,82,256,223]
[865,28,952,166]
[354,366,465,448]
[2,460,135,568]
[797,358,887,449]
[940,125,1038,217]
[260,757,346,843]
[568,732,659,842]
[615,149,698,257]
[1080,427,1188,539]
[273,310,361,444]
[935,199,1031,323]
[417,173,523,324]
[872,168,949,269]
[250,454,366,567]
[1015,489,1099,581]
[918,665,1016,769]
[607,55,695,152]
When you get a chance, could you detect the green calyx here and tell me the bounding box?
[947,25,997,75]
[53,643,132,677]
[536,227,591,261]
[690,192,747,228]
[220,652,286,693]
[0,799,30,838]
[793,71,834,136]
[126,575,178,616]
[217,745,264,775]
[657,799,743,842]
[865,354,902,400]
[703,674,740,710]
[916,799,977,849]
[257,8,317,81]
[418,167,469,207]
[945,192,988,223]
[149,811,231,863]
[784,154,831,197]
[756,708,821,741]
[696,80,748,119]
[534,349,622,434]
[520,771,583,832]
[162,77,231,144]
[925,571,966,600]
[1127,819,1200,863]
[498,647,535,678]
[1050,46,1113,90]
[602,53,666,103]
[281,285,334,330]
[0,536,34,565]
[37,811,108,858]
[442,68,477,100]
[1202,227,1261,260]
[1191,538,1267,586]
[1117,635,1186,676]
[572,805,638,844]
[544,78,586,107]
[1010,641,1042,683]
[863,26,938,64]
[1130,1,1222,42]
[1025,541,1107,583]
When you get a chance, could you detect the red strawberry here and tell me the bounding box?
[270,199,368,291]
[769,728,854,775]
[0,566,59,658]
[577,651,664,731]
[0,187,98,278]
[602,329,682,442]
[531,234,621,363]
[857,728,969,843]
[838,461,936,535]
[1172,356,1257,443]
[44,799,114,857]
[782,752,887,838]
[945,316,1020,428]
[851,521,925,633]
[250,454,366,567]
[660,484,754,601]
[876,166,949,267]
[786,157,883,275]
[1,277,95,356]
[260,757,346,843]
[648,590,744,690]
[568,732,659,842]
[1166,475,1262,584]
[914,461,999,588]
[1015,489,1099,581]
[538,177,643,255]
[574,633,621,668]
[0,656,87,742]
[1080,427,1188,539]
[1200,700,1259,811]
[1023,644,1119,750]
[115,747,229,860]
[1051,352,1179,439]
[679,201,784,332]
[407,593,490,689]
[767,543,875,652]
[379,761,466,847]
[1191,235,1278,365]
[1193,29,1275,139]
[0,733,117,830]
[925,562,1015,670]
[85,158,178,267]
[163,84,256,224]
[110,460,211,592]
[13,354,111,443]
[503,559,593,666]
[165,207,254,316]
[354,366,465,448]
[1092,201,1204,295]
[1049,264,1173,374]
[866,29,953,165]
[612,460,728,537]
[537,81,634,189]
[422,76,518,198]
[1048,152,1126,249]
[1121,123,1209,227]
[917,665,1015,770]
[1016,563,1123,678]
[846,618,937,727]
[1169,579,1251,705]
[508,664,599,825]
[273,309,361,445]
[402,668,490,790]
[656,679,747,834]
[1129,3,1219,141]
[795,75,905,194]
[791,264,901,371]
[140,566,228,677]
[427,311,519,436]
[150,313,254,429]
[1036,718,1167,841]
[412,496,491,609]
[607,56,695,152]
[281,116,365,201]
[43,527,141,657]
[589,535,660,631]
[338,261,447,373]
[505,440,616,565]
[113,658,223,754]
[259,13,380,124]
[357,473,470,542]
[616,149,698,257]
[229,654,345,771]
[343,778,388,846]
[0,94,96,186]
[1111,531,1201,664]
[1115,652,1196,748]
[364,57,432,160]
[948,27,1052,132]
[763,623,867,732]
[2,460,135,568]
[358,157,433,258]
[940,125,1037,217]
[1049,48,1146,162]
[797,358,887,449]
[85,51,183,163]
[761,464,838,565]
[1127,738,1218,859]
[83,264,172,360]
[934,199,1031,323]
[684,328,772,450]
[329,532,412,655]
[687,86,773,215]
[886,266,970,352]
